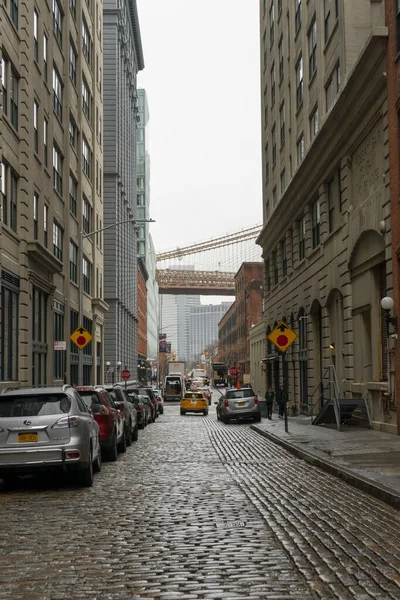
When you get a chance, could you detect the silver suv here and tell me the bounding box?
[215,387,261,424]
[0,385,101,487]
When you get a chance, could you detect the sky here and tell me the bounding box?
[136,0,263,258]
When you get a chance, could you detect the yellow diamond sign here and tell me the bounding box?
[70,325,93,350]
[268,321,298,353]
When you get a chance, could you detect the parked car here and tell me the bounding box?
[104,384,138,444]
[75,386,126,460]
[138,394,156,423]
[128,392,149,429]
[180,391,209,416]
[197,386,212,405]
[131,388,158,420]
[0,385,101,487]
[215,387,261,424]
[152,388,164,415]
[143,387,159,418]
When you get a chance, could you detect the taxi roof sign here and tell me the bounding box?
[70,325,93,350]
[267,321,298,353]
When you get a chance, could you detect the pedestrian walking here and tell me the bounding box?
[277,385,288,418]
[264,386,274,419]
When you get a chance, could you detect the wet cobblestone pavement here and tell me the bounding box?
[1,399,400,600]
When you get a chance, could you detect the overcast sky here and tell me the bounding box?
[136,0,262,256]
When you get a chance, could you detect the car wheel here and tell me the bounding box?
[93,445,102,473]
[132,423,139,442]
[139,420,145,430]
[180,410,185,416]
[222,416,229,424]
[254,414,262,423]
[125,424,132,447]
[216,412,220,421]
[77,449,94,487]
[203,411,208,416]
[118,430,127,453]
[108,432,118,462]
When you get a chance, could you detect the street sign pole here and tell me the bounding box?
[282,351,289,433]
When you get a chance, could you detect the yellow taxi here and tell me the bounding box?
[180,391,209,416]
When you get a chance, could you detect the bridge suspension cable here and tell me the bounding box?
[156,224,262,262]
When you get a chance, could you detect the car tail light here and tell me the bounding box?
[52,416,80,429]
[254,396,259,404]
[136,405,142,412]
[100,405,109,415]
[66,451,80,459]
[223,399,229,407]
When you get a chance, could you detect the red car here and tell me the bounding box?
[75,386,125,461]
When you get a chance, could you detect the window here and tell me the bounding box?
[43,34,48,81]
[43,204,48,247]
[83,256,91,294]
[280,169,286,194]
[279,102,285,146]
[1,161,7,224]
[32,287,47,385]
[52,66,62,121]
[10,0,18,28]
[69,41,77,86]
[43,118,48,167]
[263,86,268,124]
[53,221,63,261]
[10,171,17,232]
[310,105,319,139]
[278,36,284,80]
[338,166,343,212]
[33,100,39,154]
[1,57,8,116]
[270,63,275,105]
[281,238,287,276]
[272,249,278,284]
[326,63,340,111]
[53,302,65,380]
[272,123,276,164]
[1,270,19,382]
[82,77,91,120]
[69,0,76,20]
[297,134,305,164]
[33,192,38,239]
[266,257,271,291]
[312,198,320,247]
[69,115,77,149]
[82,195,92,234]
[266,200,270,221]
[53,144,63,195]
[265,144,269,181]
[296,55,303,108]
[278,0,282,15]
[263,32,267,68]
[10,68,18,130]
[82,137,91,179]
[273,186,277,207]
[327,178,335,232]
[53,0,62,46]
[1,162,17,232]
[299,216,306,260]
[69,173,77,216]
[295,0,301,34]
[82,18,91,66]
[324,0,337,43]
[269,3,274,46]
[69,241,78,283]
[33,10,39,61]
[308,16,317,79]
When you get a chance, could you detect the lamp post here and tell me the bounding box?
[78,217,155,386]
[105,361,111,384]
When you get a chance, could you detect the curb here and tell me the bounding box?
[251,425,400,510]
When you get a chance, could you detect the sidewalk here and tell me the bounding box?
[251,414,400,509]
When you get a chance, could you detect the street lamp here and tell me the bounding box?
[78,218,155,385]
[381,296,398,333]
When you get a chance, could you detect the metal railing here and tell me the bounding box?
[308,365,341,427]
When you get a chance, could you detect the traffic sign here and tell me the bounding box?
[267,321,298,353]
[70,325,93,350]
[229,366,240,377]
[121,369,131,380]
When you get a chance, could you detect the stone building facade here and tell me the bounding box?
[0,0,106,387]
[258,1,394,431]
[103,0,144,380]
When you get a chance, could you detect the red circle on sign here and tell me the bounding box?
[277,334,288,347]
[229,366,240,377]
[121,369,131,380]
[77,335,86,346]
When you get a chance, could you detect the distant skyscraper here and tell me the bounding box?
[188,302,233,361]
[159,294,201,360]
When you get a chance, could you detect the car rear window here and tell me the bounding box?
[184,393,204,399]
[0,394,71,417]
[226,390,254,399]
[79,391,102,409]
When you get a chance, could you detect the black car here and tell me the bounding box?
[130,387,159,420]
[128,392,149,429]
[104,385,138,444]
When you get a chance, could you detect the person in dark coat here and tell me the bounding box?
[264,386,274,419]
[277,385,288,418]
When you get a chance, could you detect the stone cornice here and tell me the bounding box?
[257,29,388,255]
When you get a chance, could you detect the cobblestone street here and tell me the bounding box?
[1,397,400,600]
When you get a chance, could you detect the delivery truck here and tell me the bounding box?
[167,361,186,377]
[163,374,184,402]
[212,362,228,387]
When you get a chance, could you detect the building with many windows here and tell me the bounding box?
[103,0,144,380]
[188,302,232,361]
[257,1,393,430]
[0,0,106,386]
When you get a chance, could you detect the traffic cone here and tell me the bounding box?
[236,379,241,389]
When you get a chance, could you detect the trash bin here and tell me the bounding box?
[258,399,268,418]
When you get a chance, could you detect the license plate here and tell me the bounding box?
[191,399,196,404]
[237,402,246,407]
[18,433,38,443]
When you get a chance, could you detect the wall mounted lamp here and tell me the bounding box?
[329,342,335,350]
[381,296,398,332]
